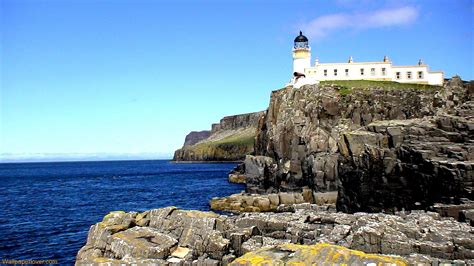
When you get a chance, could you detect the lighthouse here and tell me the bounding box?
[287,31,443,87]
[292,31,311,74]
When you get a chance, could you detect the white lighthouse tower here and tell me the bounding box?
[290,31,318,88]
[292,31,311,74]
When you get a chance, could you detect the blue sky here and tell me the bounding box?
[1,0,473,162]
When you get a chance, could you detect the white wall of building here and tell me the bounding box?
[301,61,443,85]
[306,62,392,81]
[391,66,443,85]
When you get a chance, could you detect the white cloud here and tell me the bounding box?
[301,6,418,40]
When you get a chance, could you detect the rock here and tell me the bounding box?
[230,243,408,265]
[249,82,472,213]
[337,115,474,213]
[278,192,296,205]
[228,174,246,184]
[244,155,274,177]
[313,191,338,205]
[432,201,474,221]
[171,246,192,259]
[254,197,271,211]
[209,192,313,213]
[109,227,178,259]
[267,194,279,206]
[77,207,474,265]
[228,164,247,184]
[240,236,290,254]
[135,210,150,227]
[302,186,314,203]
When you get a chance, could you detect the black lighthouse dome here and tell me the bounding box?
[294,31,309,49]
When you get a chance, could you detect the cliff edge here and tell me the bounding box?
[173,111,264,162]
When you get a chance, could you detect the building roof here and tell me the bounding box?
[294,31,308,42]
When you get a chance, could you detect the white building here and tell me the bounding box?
[290,31,444,88]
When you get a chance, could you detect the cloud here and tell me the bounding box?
[301,6,418,40]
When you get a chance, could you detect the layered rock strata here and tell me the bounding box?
[76,206,474,265]
[173,111,264,161]
[210,189,337,213]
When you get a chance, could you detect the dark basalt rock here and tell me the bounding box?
[246,79,473,213]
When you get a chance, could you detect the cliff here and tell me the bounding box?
[173,111,264,161]
[244,79,473,213]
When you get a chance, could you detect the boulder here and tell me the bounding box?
[109,227,178,259]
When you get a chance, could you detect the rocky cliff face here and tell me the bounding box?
[173,111,265,161]
[246,79,473,213]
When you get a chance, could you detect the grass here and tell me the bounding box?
[212,133,255,146]
[320,80,443,95]
[180,130,255,155]
[338,87,353,96]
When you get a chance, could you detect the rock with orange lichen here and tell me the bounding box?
[77,206,474,265]
[230,243,407,266]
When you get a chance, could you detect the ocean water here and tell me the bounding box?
[0,160,243,264]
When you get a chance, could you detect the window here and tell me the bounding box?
[382,68,386,76]
[396,72,401,79]
[324,69,327,77]
[345,69,349,76]
[418,71,424,79]
[360,68,364,76]
[407,71,412,79]
[371,68,376,76]
[334,69,338,76]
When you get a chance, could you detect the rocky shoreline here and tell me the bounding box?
[76,78,473,265]
[76,205,473,265]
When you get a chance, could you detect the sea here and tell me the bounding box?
[0,160,244,265]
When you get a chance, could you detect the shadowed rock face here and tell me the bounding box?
[246,80,473,213]
[76,206,474,265]
[337,114,473,213]
[173,111,265,161]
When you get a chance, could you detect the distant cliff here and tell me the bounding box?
[173,111,265,161]
[182,131,211,147]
